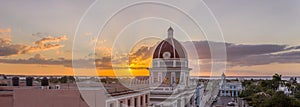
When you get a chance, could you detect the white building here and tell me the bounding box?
[195,84,205,107]
[149,27,197,107]
[277,84,292,95]
[219,73,243,97]
[296,77,300,84]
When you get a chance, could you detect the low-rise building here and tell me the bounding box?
[219,73,243,97]
[0,76,151,107]
[277,84,292,95]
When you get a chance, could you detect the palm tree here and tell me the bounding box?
[272,73,282,82]
[272,73,282,90]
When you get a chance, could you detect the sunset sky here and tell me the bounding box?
[0,0,300,76]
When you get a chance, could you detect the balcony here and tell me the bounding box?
[150,86,178,95]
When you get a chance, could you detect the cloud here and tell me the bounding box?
[0,39,300,69]
[182,41,300,67]
[182,41,289,59]
[127,40,300,67]
[231,51,300,66]
[0,34,67,56]
[0,54,65,65]
[0,28,11,38]
[0,53,115,69]
[129,45,157,66]
[34,36,67,45]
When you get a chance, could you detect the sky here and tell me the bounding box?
[0,0,299,77]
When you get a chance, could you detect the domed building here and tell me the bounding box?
[149,27,196,107]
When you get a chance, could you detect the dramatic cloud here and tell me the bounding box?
[0,39,299,69]
[0,34,67,56]
[182,41,290,59]
[0,54,113,69]
[0,54,66,65]
[127,41,300,67]
[129,45,157,66]
[231,51,300,66]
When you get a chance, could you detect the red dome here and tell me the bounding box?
[153,38,187,59]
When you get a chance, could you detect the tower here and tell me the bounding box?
[220,72,226,86]
[168,27,173,38]
[149,27,194,107]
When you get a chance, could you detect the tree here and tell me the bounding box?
[264,91,293,107]
[59,76,75,83]
[251,93,269,107]
[272,73,282,82]
[266,89,275,96]
[272,73,282,90]
[294,91,300,99]
[242,80,252,87]
[239,84,262,98]
[260,80,274,91]
[285,83,292,91]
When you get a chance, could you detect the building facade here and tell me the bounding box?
[219,73,243,97]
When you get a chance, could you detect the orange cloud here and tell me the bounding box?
[0,29,67,56]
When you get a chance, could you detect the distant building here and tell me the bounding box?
[219,73,243,97]
[277,84,292,95]
[296,77,300,84]
[195,84,205,107]
[149,27,197,107]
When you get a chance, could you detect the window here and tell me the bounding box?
[134,98,137,107]
[128,99,131,106]
[145,95,148,104]
[119,101,123,107]
[172,77,175,84]
[109,103,114,107]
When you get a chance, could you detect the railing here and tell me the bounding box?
[150,86,179,94]
[152,59,188,68]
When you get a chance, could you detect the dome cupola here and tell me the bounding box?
[153,27,187,59]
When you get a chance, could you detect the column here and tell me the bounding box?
[181,97,185,107]
[137,96,141,107]
[123,98,128,107]
[140,95,144,107]
[150,72,153,84]
[131,97,134,107]
[142,94,146,107]
[177,99,181,107]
